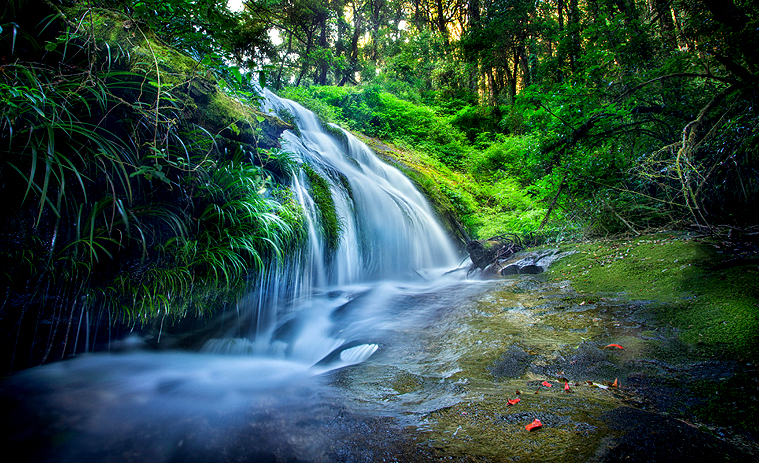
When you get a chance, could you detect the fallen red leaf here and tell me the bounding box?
[612,378,619,387]
[525,419,543,431]
[564,381,571,392]
[508,398,521,406]
[604,344,624,349]
[541,381,553,387]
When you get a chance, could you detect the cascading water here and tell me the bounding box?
[201,91,461,369]
[0,91,478,463]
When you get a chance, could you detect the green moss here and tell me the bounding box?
[303,164,342,252]
[545,234,759,356]
[323,122,348,144]
[690,370,759,434]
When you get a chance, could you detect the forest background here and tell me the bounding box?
[202,0,759,238]
[0,0,757,370]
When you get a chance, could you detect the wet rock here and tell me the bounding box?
[532,341,619,382]
[500,248,575,276]
[489,345,533,378]
[596,407,752,462]
[467,239,509,270]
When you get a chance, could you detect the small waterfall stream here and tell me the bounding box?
[201,91,460,368]
[0,92,476,462]
[0,95,744,461]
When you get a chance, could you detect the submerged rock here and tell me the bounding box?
[488,344,533,378]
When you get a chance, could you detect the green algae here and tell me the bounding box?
[303,164,342,252]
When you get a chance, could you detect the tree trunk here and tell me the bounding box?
[435,0,449,46]
[340,2,363,86]
[317,15,328,85]
[295,31,313,87]
[568,0,579,73]
[468,0,480,26]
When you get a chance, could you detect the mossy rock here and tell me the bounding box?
[303,164,341,253]
[61,6,292,151]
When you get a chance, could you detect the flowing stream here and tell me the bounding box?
[0,92,486,462]
[199,90,463,367]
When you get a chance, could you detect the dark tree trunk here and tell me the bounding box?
[275,32,293,90]
[339,2,363,86]
[317,15,328,85]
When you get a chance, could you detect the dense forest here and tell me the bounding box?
[0,0,757,370]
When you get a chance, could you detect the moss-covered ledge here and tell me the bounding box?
[59,5,293,150]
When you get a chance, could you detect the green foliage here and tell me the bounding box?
[467,135,539,182]
[107,160,300,322]
[450,105,500,144]
[302,163,341,252]
[127,0,273,66]
[105,0,759,238]
[0,4,306,368]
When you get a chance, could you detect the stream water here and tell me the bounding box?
[1,93,753,463]
[0,91,481,462]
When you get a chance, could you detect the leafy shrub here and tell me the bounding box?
[468,135,539,183]
[451,105,500,143]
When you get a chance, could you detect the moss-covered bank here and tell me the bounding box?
[545,233,759,357]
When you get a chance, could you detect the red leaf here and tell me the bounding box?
[525,419,543,431]
[541,381,553,387]
[612,378,619,387]
[604,344,624,349]
[508,398,521,406]
[564,381,571,392]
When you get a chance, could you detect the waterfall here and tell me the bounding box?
[202,91,460,368]
[0,92,472,463]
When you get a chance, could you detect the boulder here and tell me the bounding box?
[499,248,575,276]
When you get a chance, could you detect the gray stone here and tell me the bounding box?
[499,248,575,276]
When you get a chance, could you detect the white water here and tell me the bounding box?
[201,91,461,369]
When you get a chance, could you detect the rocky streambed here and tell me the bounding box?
[327,232,759,462]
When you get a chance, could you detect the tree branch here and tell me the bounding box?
[618,73,738,100]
